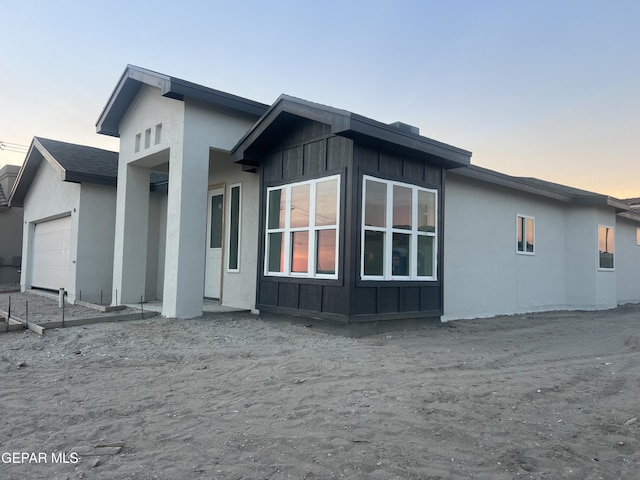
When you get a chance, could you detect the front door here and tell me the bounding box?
[204,187,224,299]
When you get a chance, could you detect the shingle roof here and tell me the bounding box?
[36,137,120,180]
[9,137,168,207]
[622,197,640,206]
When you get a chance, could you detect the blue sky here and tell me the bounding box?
[1,1,638,197]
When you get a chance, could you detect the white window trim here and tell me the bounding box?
[516,214,535,256]
[264,174,340,279]
[360,175,438,281]
[598,224,615,271]
[226,183,242,273]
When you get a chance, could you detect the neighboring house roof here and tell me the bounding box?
[622,197,640,207]
[9,137,167,207]
[232,94,472,169]
[450,165,631,213]
[0,182,8,209]
[96,65,269,137]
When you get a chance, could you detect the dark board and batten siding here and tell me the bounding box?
[257,119,353,319]
[350,142,444,321]
[257,118,445,323]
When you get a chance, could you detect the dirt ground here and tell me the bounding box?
[1,293,639,480]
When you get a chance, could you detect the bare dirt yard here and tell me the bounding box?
[1,292,639,480]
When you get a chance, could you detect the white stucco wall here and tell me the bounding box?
[76,184,117,304]
[20,159,81,298]
[443,174,619,321]
[145,191,167,301]
[614,217,640,304]
[443,175,568,320]
[113,84,184,305]
[112,84,260,317]
[208,150,260,310]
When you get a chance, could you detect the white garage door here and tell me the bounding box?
[31,216,71,291]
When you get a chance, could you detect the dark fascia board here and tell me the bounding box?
[232,94,472,168]
[97,65,268,137]
[336,113,471,168]
[231,95,352,164]
[9,138,65,208]
[63,172,116,187]
[450,165,630,212]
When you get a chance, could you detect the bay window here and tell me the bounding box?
[361,175,437,280]
[265,175,340,278]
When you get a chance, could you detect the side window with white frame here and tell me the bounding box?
[598,225,614,270]
[361,175,437,281]
[227,184,241,272]
[516,215,535,254]
[265,175,340,279]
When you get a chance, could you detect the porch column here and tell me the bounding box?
[112,163,150,305]
[161,145,209,318]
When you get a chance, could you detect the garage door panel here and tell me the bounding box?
[31,216,71,291]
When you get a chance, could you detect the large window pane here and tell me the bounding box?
[517,216,524,252]
[364,230,384,276]
[291,231,309,273]
[417,190,436,232]
[267,232,284,272]
[393,185,412,229]
[228,186,240,270]
[392,233,410,276]
[525,217,534,253]
[316,179,337,226]
[268,189,284,229]
[210,194,223,248]
[290,184,310,228]
[417,235,434,277]
[365,180,386,227]
[264,175,340,279]
[598,226,614,269]
[316,229,336,274]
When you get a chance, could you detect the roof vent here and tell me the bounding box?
[389,121,419,135]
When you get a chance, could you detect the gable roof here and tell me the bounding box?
[450,165,630,212]
[96,65,269,137]
[232,94,472,169]
[9,137,167,207]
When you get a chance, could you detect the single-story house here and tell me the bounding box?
[9,137,166,304]
[83,64,640,324]
[0,164,23,285]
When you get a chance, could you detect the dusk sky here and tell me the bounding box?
[1,1,638,197]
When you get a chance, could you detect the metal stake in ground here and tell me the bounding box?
[62,295,65,328]
[140,295,144,319]
[25,301,28,330]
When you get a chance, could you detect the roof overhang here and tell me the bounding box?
[96,65,268,137]
[232,95,472,169]
[450,165,629,212]
[9,138,65,208]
